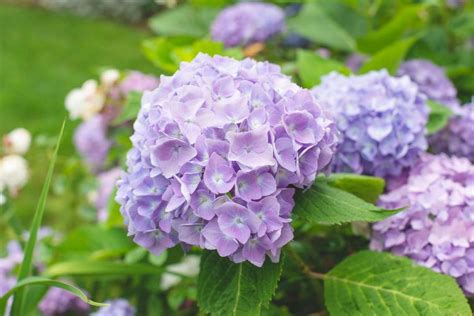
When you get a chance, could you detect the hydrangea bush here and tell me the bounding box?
[312,70,429,180]
[371,154,474,294]
[116,53,338,266]
[211,2,285,48]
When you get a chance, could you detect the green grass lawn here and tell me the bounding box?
[0,4,158,244]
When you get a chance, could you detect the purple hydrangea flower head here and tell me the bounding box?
[115,71,160,98]
[431,102,474,163]
[398,59,460,110]
[116,53,338,266]
[96,167,122,222]
[39,286,90,316]
[312,70,429,179]
[73,114,111,172]
[371,153,474,294]
[91,299,135,316]
[211,2,285,48]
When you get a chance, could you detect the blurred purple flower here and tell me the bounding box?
[431,102,474,163]
[74,115,111,172]
[96,167,122,222]
[398,59,460,110]
[116,53,338,266]
[371,154,474,294]
[211,2,285,47]
[91,298,135,316]
[345,53,366,73]
[39,285,90,316]
[312,70,429,180]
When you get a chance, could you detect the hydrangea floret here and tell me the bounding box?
[312,70,429,179]
[116,53,338,266]
[211,2,285,48]
[371,154,474,294]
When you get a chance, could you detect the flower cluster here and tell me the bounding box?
[371,154,474,294]
[397,59,460,110]
[39,286,90,316]
[116,53,338,266]
[211,2,285,48]
[69,69,159,171]
[0,128,31,203]
[431,102,474,163]
[312,70,429,179]
[91,299,135,316]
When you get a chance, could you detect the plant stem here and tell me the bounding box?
[286,245,326,281]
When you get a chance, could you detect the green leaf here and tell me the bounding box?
[148,5,219,38]
[426,100,454,135]
[323,174,385,204]
[55,225,134,261]
[197,251,283,316]
[44,261,164,278]
[294,181,399,225]
[323,251,471,315]
[357,4,428,54]
[359,37,418,74]
[0,277,106,315]
[296,50,351,88]
[113,91,143,125]
[287,2,356,51]
[143,37,243,74]
[11,120,66,316]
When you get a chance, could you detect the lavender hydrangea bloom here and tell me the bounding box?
[119,71,159,96]
[398,59,460,110]
[39,286,90,316]
[74,115,111,172]
[116,54,338,266]
[211,2,285,48]
[312,70,429,179]
[91,299,135,316]
[96,168,122,222]
[431,102,474,163]
[371,154,474,294]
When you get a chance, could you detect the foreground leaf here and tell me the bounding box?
[45,261,164,278]
[197,251,283,316]
[323,174,385,204]
[0,277,106,315]
[324,251,471,315]
[287,2,356,51]
[11,120,66,316]
[426,100,454,135]
[296,50,351,88]
[359,37,418,74]
[294,181,398,225]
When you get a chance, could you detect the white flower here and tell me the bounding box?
[0,155,29,195]
[3,128,31,155]
[100,69,120,87]
[65,79,105,120]
[0,192,6,206]
[160,255,200,290]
